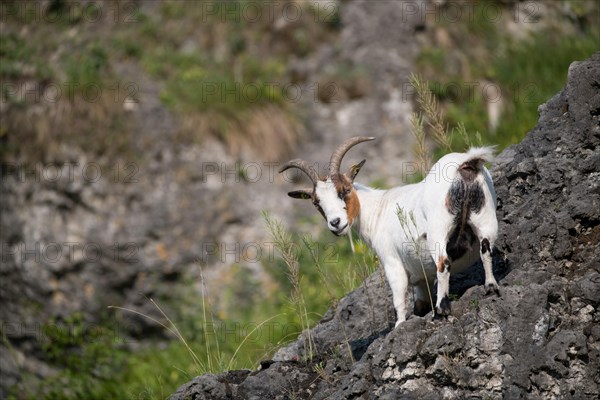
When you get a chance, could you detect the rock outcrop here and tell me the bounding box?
[170,53,600,400]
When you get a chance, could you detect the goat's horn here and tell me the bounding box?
[329,136,375,176]
[279,159,319,185]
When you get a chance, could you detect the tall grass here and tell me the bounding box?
[408,73,484,177]
[403,70,478,316]
[263,211,316,361]
[263,212,378,362]
[410,74,453,153]
[302,234,354,362]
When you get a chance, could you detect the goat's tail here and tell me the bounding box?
[457,146,496,181]
[445,146,495,260]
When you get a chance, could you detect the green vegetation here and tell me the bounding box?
[485,30,599,147]
[64,42,109,90]
[0,31,52,80]
[415,1,599,152]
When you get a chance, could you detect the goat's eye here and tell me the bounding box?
[338,190,349,200]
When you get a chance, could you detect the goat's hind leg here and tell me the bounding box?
[414,280,434,317]
[480,238,500,295]
[381,256,410,328]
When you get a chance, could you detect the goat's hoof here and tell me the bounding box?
[434,296,451,319]
[485,282,501,296]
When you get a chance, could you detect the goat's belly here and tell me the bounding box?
[402,249,437,284]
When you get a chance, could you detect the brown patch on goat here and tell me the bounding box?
[437,255,448,273]
[331,173,361,225]
[346,191,360,224]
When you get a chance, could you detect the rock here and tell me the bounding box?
[169,52,600,400]
[169,374,229,399]
[273,269,395,363]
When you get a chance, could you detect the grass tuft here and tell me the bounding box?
[263,211,316,361]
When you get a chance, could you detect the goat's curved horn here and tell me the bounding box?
[279,159,319,185]
[329,136,375,176]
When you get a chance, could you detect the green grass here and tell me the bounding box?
[64,42,109,89]
[417,16,599,152]
[488,29,599,147]
[0,3,133,162]
[0,31,52,80]
[442,27,600,150]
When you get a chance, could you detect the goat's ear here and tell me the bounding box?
[347,160,366,182]
[288,189,313,200]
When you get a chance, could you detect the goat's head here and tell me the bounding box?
[279,136,375,236]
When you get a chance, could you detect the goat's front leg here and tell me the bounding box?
[381,256,409,328]
[480,238,500,295]
[434,253,452,317]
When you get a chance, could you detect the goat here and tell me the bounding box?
[279,137,499,327]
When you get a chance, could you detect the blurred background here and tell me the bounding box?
[0,0,598,398]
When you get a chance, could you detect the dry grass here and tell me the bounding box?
[2,89,131,163]
[409,112,432,173]
[410,73,453,153]
[408,73,484,174]
[179,104,302,161]
[263,211,316,361]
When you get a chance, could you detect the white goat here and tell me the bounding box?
[280,137,499,327]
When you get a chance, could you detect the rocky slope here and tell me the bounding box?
[169,53,600,400]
